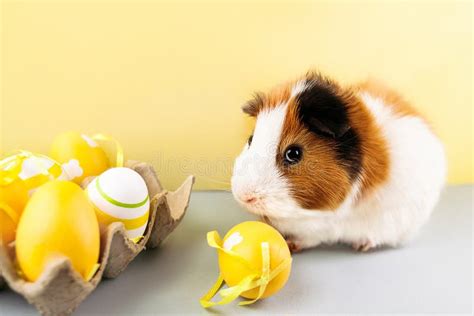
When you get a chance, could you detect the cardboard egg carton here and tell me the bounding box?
[0,161,194,316]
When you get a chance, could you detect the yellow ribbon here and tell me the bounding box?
[0,155,24,186]
[85,263,101,282]
[200,231,292,308]
[130,236,144,244]
[0,151,64,188]
[91,134,124,168]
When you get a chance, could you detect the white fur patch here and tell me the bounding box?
[252,105,287,155]
[291,80,308,98]
[359,92,392,124]
[232,104,300,217]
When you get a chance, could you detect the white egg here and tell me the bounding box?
[86,167,150,240]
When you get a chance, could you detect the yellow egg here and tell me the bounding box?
[218,221,292,299]
[0,180,29,245]
[16,181,100,282]
[50,132,110,184]
[86,167,150,241]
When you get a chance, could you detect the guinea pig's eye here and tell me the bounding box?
[247,135,253,146]
[284,145,302,165]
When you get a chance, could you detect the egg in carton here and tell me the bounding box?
[0,161,194,315]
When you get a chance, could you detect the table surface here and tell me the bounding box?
[0,186,472,315]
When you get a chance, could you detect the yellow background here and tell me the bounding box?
[1,0,472,190]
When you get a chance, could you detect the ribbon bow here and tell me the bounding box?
[200,231,292,307]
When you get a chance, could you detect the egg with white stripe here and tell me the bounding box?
[86,167,150,241]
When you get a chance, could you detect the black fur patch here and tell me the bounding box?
[333,128,362,180]
[296,77,362,179]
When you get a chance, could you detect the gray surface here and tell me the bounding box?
[0,186,472,315]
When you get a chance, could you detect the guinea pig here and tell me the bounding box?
[231,71,446,252]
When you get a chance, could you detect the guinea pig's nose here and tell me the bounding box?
[241,193,257,204]
[245,196,257,204]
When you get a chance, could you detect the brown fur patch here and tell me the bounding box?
[345,88,391,202]
[355,80,421,118]
[242,81,294,116]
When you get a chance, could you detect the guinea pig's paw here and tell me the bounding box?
[351,239,376,252]
[285,237,303,253]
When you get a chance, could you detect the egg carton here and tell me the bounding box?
[0,161,194,316]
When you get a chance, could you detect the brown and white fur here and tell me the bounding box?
[231,72,446,252]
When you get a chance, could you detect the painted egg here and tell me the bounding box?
[86,167,150,241]
[50,132,110,184]
[16,181,100,281]
[218,221,292,299]
[0,180,29,245]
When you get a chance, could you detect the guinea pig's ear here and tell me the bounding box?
[242,92,265,117]
[297,79,351,138]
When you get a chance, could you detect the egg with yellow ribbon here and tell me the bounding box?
[200,221,292,307]
[0,151,68,193]
[86,167,150,242]
[50,132,111,184]
[16,181,100,282]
